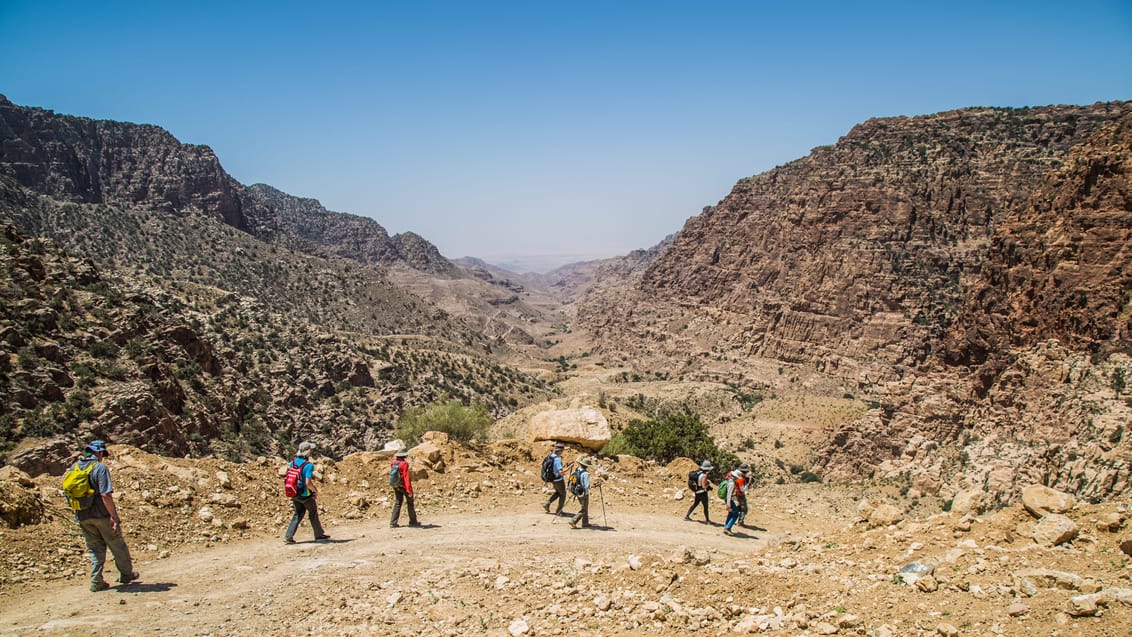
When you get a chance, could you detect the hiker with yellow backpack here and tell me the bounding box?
[61,440,139,592]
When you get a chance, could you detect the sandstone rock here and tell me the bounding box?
[812,621,838,635]
[1021,485,1076,518]
[936,623,959,637]
[1096,512,1124,532]
[1065,593,1101,617]
[1032,514,1079,546]
[410,440,446,473]
[949,489,987,516]
[0,474,44,528]
[216,471,232,489]
[1119,533,1132,556]
[1007,602,1029,617]
[868,504,904,527]
[1013,568,1083,591]
[528,406,611,450]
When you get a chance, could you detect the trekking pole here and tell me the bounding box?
[598,484,607,527]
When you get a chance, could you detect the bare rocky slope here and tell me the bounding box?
[576,103,1132,505]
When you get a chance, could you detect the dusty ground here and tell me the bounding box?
[2,437,1131,637]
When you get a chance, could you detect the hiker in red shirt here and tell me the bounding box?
[389,449,420,527]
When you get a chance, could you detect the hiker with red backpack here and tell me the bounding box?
[283,441,330,543]
[683,460,714,523]
[389,448,420,527]
[61,439,139,591]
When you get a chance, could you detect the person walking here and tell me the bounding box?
[722,466,746,536]
[569,457,599,529]
[389,449,420,528]
[684,460,713,523]
[62,439,139,591]
[736,463,752,526]
[284,441,330,543]
[541,442,573,515]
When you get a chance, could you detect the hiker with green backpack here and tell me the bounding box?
[60,439,139,592]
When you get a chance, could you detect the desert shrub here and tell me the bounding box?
[601,413,743,483]
[395,399,492,446]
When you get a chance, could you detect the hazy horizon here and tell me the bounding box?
[2,1,1128,262]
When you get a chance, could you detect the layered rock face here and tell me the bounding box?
[0,95,253,232]
[579,103,1132,382]
[0,96,456,273]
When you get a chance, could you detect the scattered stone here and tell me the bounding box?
[1119,533,1132,557]
[936,622,959,637]
[1032,514,1079,546]
[1013,568,1083,591]
[950,489,987,516]
[216,471,232,489]
[812,621,838,635]
[869,504,904,527]
[1065,593,1101,617]
[508,617,530,636]
[916,576,939,593]
[1008,602,1030,617]
[898,562,935,587]
[1021,485,1076,518]
[1096,512,1124,532]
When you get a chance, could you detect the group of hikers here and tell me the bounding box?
[62,437,751,592]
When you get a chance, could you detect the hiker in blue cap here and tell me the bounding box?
[61,440,139,591]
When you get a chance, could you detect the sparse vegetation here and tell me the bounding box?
[395,399,493,446]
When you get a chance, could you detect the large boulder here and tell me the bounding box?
[1021,485,1076,518]
[1033,514,1079,546]
[528,406,611,450]
[0,467,45,528]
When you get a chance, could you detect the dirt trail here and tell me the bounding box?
[0,504,785,637]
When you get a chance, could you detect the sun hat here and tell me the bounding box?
[86,440,109,456]
[738,463,752,473]
[577,457,591,468]
[700,460,713,471]
[296,441,316,458]
[395,449,409,458]
[553,442,564,450]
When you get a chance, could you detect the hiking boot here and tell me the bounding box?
[542,502,551,513]
[119,571,140,585]
[723,528,734,536]
[569,519,579,529]
[683,515,691,521]
[408,521,421,527]
[390,522,400,528]
[555,509,565,516]
[315,534,331,541]
[284,537,295,544]
[90,581,110,592]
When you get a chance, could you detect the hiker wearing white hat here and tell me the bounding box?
[389,449,420,527]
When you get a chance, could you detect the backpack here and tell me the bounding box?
[717,477,731,501]
[540,455,557,482]
[61,461,98,510]
[687,470,702,492]
[567,467,586,497]
[283,460,309,498]
[388,460,404,489]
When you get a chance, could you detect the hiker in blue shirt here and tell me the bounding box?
[63,439,139,591]
[542,442,573,516]
[569,457,601,529]
[284,441,330,543]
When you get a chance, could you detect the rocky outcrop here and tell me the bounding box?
[578,102,1132,380]
[528,406,612,450]
[0,95,254,232]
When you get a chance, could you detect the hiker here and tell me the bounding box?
[684,460,713,523]
[736,463,752,526]
[284,441,330,543]
[722,465,746,536]
[569,457,601,529]
[62,439,139,592]
[389,449,420,527]
[541,442,573,515]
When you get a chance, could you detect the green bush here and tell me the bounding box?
[395,400,492,446]
[601,413,744,483]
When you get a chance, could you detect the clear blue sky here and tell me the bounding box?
[2,1,1130,270]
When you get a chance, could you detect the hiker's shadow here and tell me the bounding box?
[728,530,759,539]
[586,525,616,532]
[117,582,177,593]
[741,523,767,532]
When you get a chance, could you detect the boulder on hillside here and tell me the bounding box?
[1118,534,1132,557]
[869,503,905,528]
[1033,513,1079,546]
[0,469,45,528]
[949,488,988,516]
[8,438,76,477]
[528,406,611,450]
[1021,485,1076,518]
